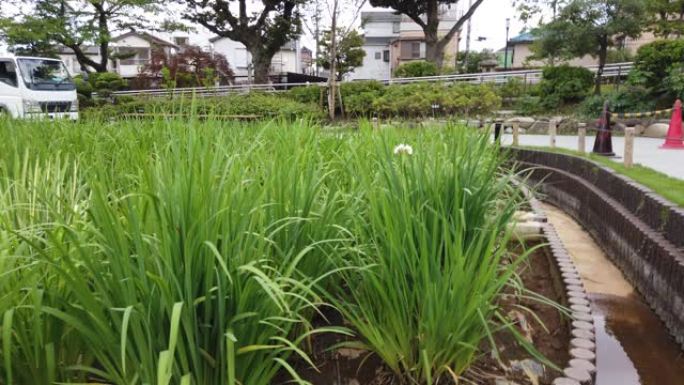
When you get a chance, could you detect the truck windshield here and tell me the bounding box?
[17,58,75,91]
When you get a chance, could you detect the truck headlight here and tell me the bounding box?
[22,99,42,114]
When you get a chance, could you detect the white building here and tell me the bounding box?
[58,32,179,78]
[351,10,462,80]
[210,37,306,81]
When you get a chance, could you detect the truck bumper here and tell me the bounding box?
[27,112,79,120]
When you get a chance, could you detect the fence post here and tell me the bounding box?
[549,119,557,148]
[578,123,587,154]
[512,121,520,146]
[624,126,635,168]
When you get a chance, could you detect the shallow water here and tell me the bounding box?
[542,203,684,385]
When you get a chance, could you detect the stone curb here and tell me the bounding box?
[525,190,597,385]
[509,148,684,350]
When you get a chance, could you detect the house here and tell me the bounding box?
[351,10,462,80]
[58,31,179,78]
[210,37,309,81]
[504,31,660,70]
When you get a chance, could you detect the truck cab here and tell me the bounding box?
[0,56,78,120]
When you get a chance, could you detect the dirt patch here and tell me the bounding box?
[275,246,570,385]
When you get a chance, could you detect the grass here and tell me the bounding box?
[519,145,684,207]
[0,116,536,385]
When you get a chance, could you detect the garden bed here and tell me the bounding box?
[276,246,571,385]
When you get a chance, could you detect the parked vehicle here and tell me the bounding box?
[0,56,78,120]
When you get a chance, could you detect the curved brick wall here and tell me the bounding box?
[510,148,684,349]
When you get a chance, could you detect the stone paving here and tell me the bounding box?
[498,134,684,180]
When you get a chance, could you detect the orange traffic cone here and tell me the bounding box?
[592,101,615,156]
[661,99,684,149]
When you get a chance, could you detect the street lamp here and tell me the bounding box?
[504,18,511,71]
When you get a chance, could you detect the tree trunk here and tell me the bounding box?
[251,51,272,84]
[425,32,445,69]
[595,39,608,95]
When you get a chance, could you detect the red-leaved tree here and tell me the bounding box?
[138,45,234,88]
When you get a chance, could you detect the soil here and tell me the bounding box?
[274,246,570,385]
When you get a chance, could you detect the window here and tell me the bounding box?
[400,41,422,59]
[119,48,151,65]
[174,36,189,46]
[0,60,17,87]
[383,50,390,62]
[411,42,421,59]
[392,22,400,33]
[375,52,382,60]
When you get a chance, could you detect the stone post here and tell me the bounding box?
[549,119,557,148]
[625,126,635,168]
[578,123,587,154]
[512,121,520,146]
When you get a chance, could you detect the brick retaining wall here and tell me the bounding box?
[510,148,684,349]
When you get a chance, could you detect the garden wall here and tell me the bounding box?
[510,148,684,349]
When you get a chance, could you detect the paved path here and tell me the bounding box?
[498,134,684,180]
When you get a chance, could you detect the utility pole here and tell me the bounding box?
[463,0,473,71]
[314,1,322,76]
[328,0,339,120]
[503,18,510,70]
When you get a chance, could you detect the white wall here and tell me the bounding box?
[213,38,251,77]
[350,45,390,80]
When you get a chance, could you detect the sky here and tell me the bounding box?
[0,0,527,56]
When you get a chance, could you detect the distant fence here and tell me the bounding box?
[110,62,634,98]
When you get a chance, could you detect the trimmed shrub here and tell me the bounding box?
[539,65,594,109]
[579,85,655,118]
[394,61,439,78]
[93,93,324,120]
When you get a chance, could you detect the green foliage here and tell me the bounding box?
[87,72,128,99]
[531,0,648,93]
[0,0,177,72]
[515,95,545,115]
[455,49,498,74]
[539,65,594,108]
[0,118,532,385]
[499,77,527,100]
[394,61,439,78]
[578,85,655,117]
[96,93,324,120]
[630,39,684,99]
[317,29,366,80]
[647,0,684,38]
[287,85,325,105]
[372,83,501,118]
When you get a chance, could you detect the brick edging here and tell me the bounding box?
[510,149,684,353]
[522,187,597,385]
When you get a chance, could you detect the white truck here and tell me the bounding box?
[0,56,78,120]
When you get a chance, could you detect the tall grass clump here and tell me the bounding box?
[332,127,527,384]
[0,117,533,385]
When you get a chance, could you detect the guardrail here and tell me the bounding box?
[111,62,634,98]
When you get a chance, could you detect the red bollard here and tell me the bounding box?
[661,99,684,149]
[592,101,615,156]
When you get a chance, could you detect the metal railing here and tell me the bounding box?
[110,62,634,98]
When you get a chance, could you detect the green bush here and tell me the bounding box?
[498,77,527,100]
[514,95,544,116]
[372,83,501,118]
[340,81,386,117]
[287,85,325,105]
[394,61,439,78]
[94,93,324,120]
[578,85,655,118]
[539,65,594,109]
[631,39,684,93]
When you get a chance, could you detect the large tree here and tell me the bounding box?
[183,0,304,84]
[513,0,568,23]
[532,0,647,94]
[0,0,177,73]
[368,0,485,69]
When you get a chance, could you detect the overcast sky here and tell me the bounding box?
[0,0,527,55]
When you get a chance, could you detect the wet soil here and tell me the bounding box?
[542,203,684,385]
[275,247,570,385]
